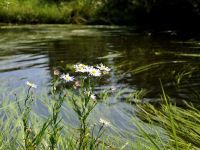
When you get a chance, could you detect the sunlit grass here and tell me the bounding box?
[1,85,200,149]
[135,84,200,150]
[0,0,103,24]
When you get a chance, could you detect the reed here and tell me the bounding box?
[135,82,200,150]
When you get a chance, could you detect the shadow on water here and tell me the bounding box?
[115,35,200,106]
[0,25,200,137]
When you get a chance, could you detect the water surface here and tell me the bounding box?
[0,25,200,140]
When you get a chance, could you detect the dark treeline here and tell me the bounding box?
[96,0,200,30]
[45,0,200,30]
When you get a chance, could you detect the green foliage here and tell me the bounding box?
[0,63,113,149]
[52,63,111,149]
[126,88,149,103]
[1,61,200,149]
[15,87,53,150]
[136,86,200,150]
[0,0,103,24]
[1,81,200,149]
[0,0,199,27]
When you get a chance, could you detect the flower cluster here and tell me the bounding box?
[59,63,110,83]
[52,63,110,101]
[74,63,110,77]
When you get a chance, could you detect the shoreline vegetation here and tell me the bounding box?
[0,64,200,149]
[0,0,200,31]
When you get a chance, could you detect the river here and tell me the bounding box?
[0,25,200,142]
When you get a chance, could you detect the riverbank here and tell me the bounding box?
[0,0,102,24]
[1,0,200,32]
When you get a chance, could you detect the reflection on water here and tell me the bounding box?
[0,25,200,136]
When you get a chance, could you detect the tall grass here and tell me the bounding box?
[135,82,200,150]
[1,63,200,149]
[0,63,114,149]
[0,0,103,24]
[1,83,200,149]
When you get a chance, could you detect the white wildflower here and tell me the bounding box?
[26,81,37,89]
[60,74,74,82]
[88,67,101,77]
[91,94,96,100]
[96,63,111,72]
[74,64,90,73]
[99,118,111,127]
